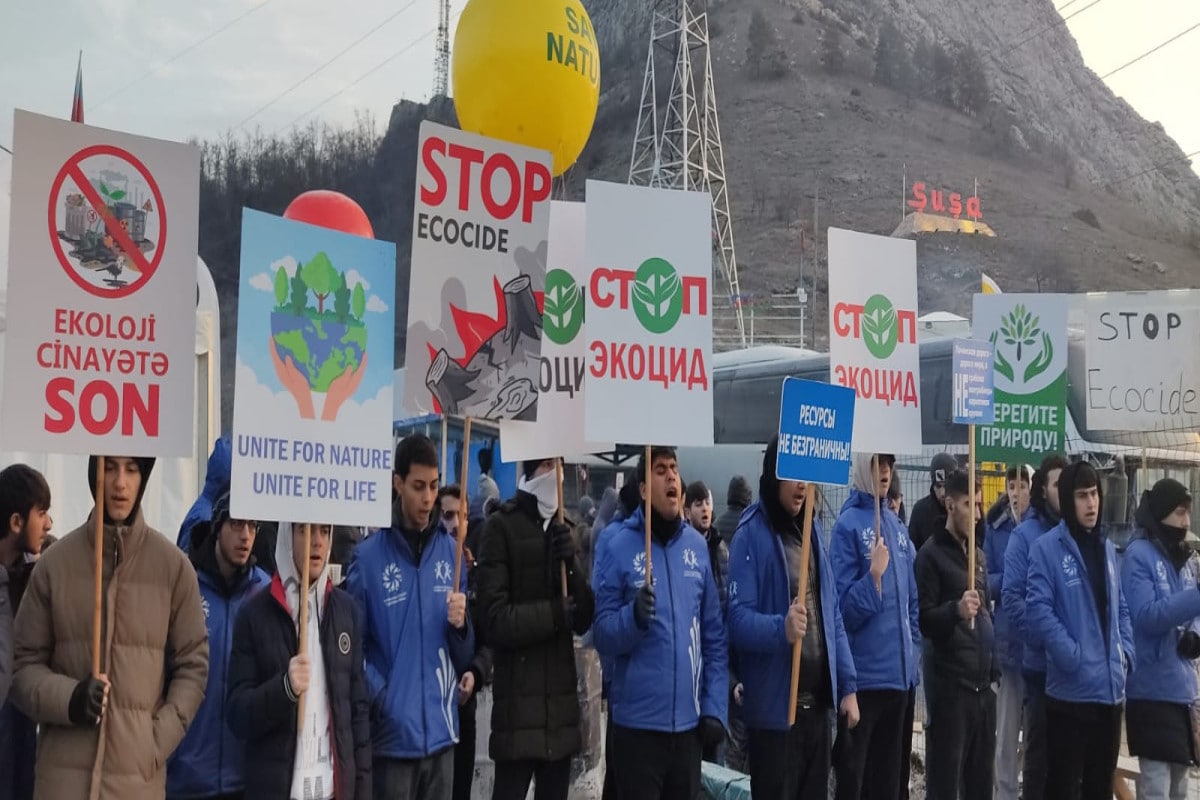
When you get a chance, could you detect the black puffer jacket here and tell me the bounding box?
[227,575,371,799]
[908,490,945,551]
[914,527,998,692]
[476,492,595,763]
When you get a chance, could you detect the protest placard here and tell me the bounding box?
[952,339,996,425]
[776,378,855,485]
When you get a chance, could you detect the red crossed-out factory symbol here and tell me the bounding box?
[47,144,167,299]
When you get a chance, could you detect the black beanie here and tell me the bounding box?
[87,455,156,524]
[1147,478,1191,523]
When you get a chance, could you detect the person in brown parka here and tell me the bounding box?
[11,455,209,800]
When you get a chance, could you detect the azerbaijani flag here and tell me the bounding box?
[70,52,84,124]
[981,273,1002,294]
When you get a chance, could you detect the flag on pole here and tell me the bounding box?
[981,272,1002,294]
[70,52,84,124]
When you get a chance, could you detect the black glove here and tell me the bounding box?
[633,584,655,630]
[1179,630,1200,660]
[698,716,726,749]
[550,521,575,563]
[68,675,107,726]
[554,595,577,632]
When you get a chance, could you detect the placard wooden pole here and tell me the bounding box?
[298,522,311,723]
[644,445,653,586]
[968,427,977,630]
[787,482,817,726]
[872,455,882,552]
[440,415,449,485]
[452,417,473,593]
[92,456,105,676]
[556,459,568,597]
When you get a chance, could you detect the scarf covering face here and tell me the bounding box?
[519,469,559,521]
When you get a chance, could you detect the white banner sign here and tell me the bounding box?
[827,228,922,454]
[401,121,552,422]
[1084,290,1200,432]
[500,201,612,461]
[1,110,198,457]
[583,181,713,446]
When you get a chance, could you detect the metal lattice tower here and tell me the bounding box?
[433,0,450,97]
[629,0,745,347]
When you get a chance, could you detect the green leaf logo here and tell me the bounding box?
[543,268,584,345]
[861,294,898,359]
[631,257,683,335]
[992,303,1050,386]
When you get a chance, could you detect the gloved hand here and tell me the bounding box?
[633,584,656,630]
[1178,630,1200,660]
[68,674,108,726]
[550,521,575,563]
[698,716,726,749]
[554,595,577,632]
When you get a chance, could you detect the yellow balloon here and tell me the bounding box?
[452,0,601,178]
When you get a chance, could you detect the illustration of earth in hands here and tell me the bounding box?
[268,251,369,421]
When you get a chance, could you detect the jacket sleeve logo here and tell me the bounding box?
[382,562,403,593]
[633,551,647,577]
[338,631,351,655]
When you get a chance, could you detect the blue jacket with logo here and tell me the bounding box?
[593,508,729,733]
[1121,535,1200,705]
[592,513,629,696]
[828,490,921,692]
[345,523,474,759]
[984,504,1035,668]
[1026,522,1135,705]
[728,502,856,731]
[166,559,269,798]
[1002,510,1058,675]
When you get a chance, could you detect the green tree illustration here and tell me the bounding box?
[300,252,337,315]
[351,282,366,320]
[273,266,289,308]
[333,271,351,323]
[289,273,309,315]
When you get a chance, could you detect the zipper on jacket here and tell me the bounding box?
[663,538,678,730]
[1064,533,1117,703]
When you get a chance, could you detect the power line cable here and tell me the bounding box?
[237,0,419,129]
[89,0,274,112]
[1102,148,1200,187]
[0,144,11,155]
[997,0,1107,58]
[1099,20,1200,79]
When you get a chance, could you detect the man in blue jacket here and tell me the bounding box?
[829,452,920,800]
[593,446,728,800]
[168,493,269,800]
[1026,461,1134,800]
[1121,478,1198,800]
[728,435,858,799]
[984,464,1032,800]
[345,434,474,800]
[178,436,232,553]
[1001,454,1066,800]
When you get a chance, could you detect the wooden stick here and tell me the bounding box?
[452,417,473,593]
[787,482,817,727]
[556,459,568,597]
[872,455,882,550]
[298,522,311,723]
[644,445,653,586]
[440,415,449,485]
[92,456,105,676]
[969,427,977,630]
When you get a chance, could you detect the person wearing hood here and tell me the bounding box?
[828,452,921,800]
[11,456,209,799]
[475,456,595,800]
[345,435,474,800]
[168,492,270,800]
[1026,461,1135,800]
[1000,454,1066,800]
[914,469,998,800]
[717,476,753,547]
[469,447,501,522]
[909,453,958,551]
[593,446,729,800]
[227,520,371,799]
[727,435,859,798]
[1121,478,1198,800]
[178,435,232,552]
[984,464,1033,800]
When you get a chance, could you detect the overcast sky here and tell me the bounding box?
[0,0,1197,187]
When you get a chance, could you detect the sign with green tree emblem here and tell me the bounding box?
[972,293,1067,462]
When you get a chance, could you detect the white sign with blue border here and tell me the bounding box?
[952,339,996,425]
[776,378,856,484]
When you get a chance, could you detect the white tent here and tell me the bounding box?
[0,152,219,538]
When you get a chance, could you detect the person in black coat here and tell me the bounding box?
[909,453,958,551]
[476,456,595,800]
[228,521,371,800]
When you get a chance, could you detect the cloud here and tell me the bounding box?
[366,294,389,313]
[271,256,298,278]
[249,273,274,292]
[234,359,300,425]
[345,269,370,290]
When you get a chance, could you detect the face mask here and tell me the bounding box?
[519,469,559,520]
[1161,524,1189,546]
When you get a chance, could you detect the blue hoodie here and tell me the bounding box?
[984,502,1035,668]
[1026,521,1135,705]
[593,507,729,733]
[1121,534,1200,706]
[1002,509,1058,675]
[728,501,856,730]
[828,457,921,692]
[345,519,475,759]
[178,436,232,552]
[167,554,269,797]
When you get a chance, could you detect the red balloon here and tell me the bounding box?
[283,190,374,239]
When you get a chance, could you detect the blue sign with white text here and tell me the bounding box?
[776,378,856,485]
[952,339,996,425]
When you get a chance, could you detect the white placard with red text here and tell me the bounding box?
[827,227,922,454]
[401,121,552,423]
[500,201,612,461]
[1,110,198,457]
[583,181,713,446]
